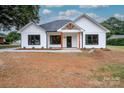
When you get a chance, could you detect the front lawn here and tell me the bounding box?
[0,44,20,49]
[98,64,124,79]
[107,45,124,52]
[107,45,124,49]
[0,48,124,87]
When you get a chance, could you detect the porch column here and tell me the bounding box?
[78,32,80,48]
[46,32,48,48]
[61,32,63,48]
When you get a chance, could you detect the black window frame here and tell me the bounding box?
[28,35,40,45]
[85,34,98,45]
[50,35,61,45]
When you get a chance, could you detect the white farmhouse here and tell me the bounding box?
[20,14,109,49]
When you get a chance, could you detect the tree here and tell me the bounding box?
[101,17,124,35]
[5,31,21,43]
[0,5,40,31]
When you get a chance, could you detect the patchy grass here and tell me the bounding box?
[90,63,124,87]
[96,64,124,80]
[0,45,20,49]
[107,45,124,52]
[107,45,124,49]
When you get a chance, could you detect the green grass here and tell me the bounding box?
[107,45,124,52]
[0,45,20,49]
[107,45,124,49]
[97,64,124,80]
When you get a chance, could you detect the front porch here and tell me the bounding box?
[47,32,82,49]
[47,22,84,49]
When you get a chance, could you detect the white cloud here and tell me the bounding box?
[79,5,109,8]
[43,9,106,23]
[51,11,106,23]
[52,15,68,20]
[113,14,124,20]
[59,10,81,16]
[86,13,106,22]
[86,13,98,18]
[45,5,64,8]
[53,10,82,20]
[42,9,52,15]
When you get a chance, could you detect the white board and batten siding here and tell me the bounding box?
[75,17,106,48]
[21,24,46,48]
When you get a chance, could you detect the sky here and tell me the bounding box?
[39,5,124,24]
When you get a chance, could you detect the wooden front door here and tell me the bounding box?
[66,36,72,48]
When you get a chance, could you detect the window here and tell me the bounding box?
[28,35,40,45]
[86,34,98,45]
[50,35,61,44]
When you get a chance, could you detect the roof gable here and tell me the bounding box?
[19,22,45,32]
[74,14,109,32]
[19,22,34,32]
[58,22,85,31]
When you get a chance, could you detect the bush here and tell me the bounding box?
[5,31,21,43]
[107,38,124,46]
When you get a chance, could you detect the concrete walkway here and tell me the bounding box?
[0,48,82,53]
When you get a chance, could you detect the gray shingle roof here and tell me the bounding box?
[40,20,72,32]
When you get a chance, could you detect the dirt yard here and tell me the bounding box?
[0,46,124,87]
